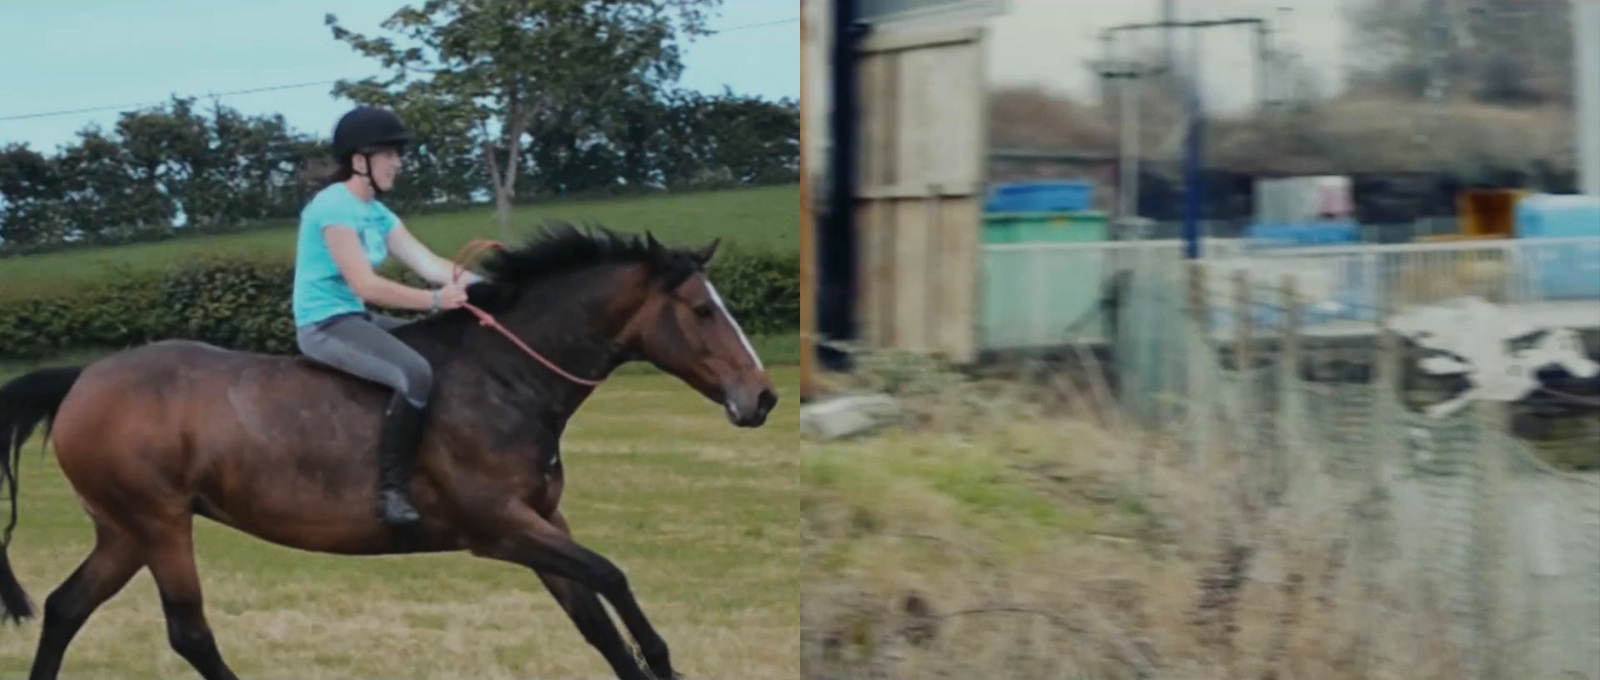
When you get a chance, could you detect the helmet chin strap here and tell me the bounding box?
[351,151,387,198]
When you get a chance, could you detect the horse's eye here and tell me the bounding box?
[693,304,715,319]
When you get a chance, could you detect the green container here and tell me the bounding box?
[982,211,1109,244]
[979,212,1109,350]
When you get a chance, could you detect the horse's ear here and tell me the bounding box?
[693,238,720,267]
[646,231,666,258]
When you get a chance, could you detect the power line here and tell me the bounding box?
[0,15,799,124]
[0,80,343,123]
[710,17,799,33]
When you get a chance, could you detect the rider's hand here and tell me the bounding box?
[435,283,469,310]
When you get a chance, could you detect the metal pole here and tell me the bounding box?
[1578,0,1600,196]
[1119,73,1142,224]
[1100,17,1266,258]
[1183,29,1204,259]
[799,1,816,400]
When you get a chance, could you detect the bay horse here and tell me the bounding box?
[0,222,778,680]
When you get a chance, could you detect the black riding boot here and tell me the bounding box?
[375,391,426,526]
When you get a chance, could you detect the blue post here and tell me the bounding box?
[1182,73,1204,259]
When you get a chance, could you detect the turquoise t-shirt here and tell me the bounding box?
[292,183,401,327]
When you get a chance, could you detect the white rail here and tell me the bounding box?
[978,237,1600,350]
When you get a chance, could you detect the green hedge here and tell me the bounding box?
[0,249,797,360]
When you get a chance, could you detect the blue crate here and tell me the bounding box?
[1244,221,1361,249]
[985,181,1094,214]
[1516,194,1600,239]
[1515,194,1600,300]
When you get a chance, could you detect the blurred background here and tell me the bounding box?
[801,2,1600,679]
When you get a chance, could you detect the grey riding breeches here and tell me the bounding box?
[296,312,434,407]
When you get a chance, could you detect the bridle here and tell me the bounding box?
[449,240,607,388]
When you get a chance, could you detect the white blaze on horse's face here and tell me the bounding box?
[706,281,764,371]
[655,271,775,429]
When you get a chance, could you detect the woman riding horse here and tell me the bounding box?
[0,219,778,680]
[293,106,478,527]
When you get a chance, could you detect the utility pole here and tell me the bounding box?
[1100,62,1163,231]
[1101,16,1271,259]
[1120,71,1144,226]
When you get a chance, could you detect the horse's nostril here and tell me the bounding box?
[757,389,778,414]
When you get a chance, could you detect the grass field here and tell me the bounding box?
[0,359,800,679]
[799,356,1508,680]
[0,183,800,298]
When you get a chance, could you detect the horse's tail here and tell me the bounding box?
[0,365,84,624]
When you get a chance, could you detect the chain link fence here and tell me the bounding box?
[807,236,1598,680]
[1081,238,1600,680]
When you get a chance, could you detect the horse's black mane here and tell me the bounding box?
[476,220,700,294]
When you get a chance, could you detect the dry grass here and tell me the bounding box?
[800,353,1472,680]
[0,366,801,680]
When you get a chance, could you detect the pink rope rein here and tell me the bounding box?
[449,239,605,388]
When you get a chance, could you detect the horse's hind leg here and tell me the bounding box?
[143,514,240,680]
[534,510,649,680]
[27,521,143,680]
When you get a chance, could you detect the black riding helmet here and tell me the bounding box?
[331,106,412,196]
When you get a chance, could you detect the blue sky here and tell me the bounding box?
[0,0,799,153]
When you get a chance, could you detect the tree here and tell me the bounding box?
[54,127,174,243]
[1344,0,1572,106]
[0,144,71,246]
[198,106,323,225]
[114,98,215,231]
[676,89,800,187]
[326,0,721,239]
[0,98,328,252]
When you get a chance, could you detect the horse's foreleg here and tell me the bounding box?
[538,572,652,679]
[535,510,650,680]
[477,505,676,680]
[27,522,142,680]
[144,516,240,680]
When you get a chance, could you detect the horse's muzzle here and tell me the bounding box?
[725,387,778,428]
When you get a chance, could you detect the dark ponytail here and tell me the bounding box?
[300,156,353,190]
